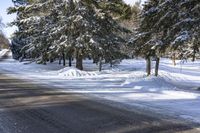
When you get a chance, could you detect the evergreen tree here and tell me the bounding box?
[120,1,142,30]
[0,34,10,49]
[130,0,200,76]
[8,0,33,59]
[0,17,4,31]
[0,18,10,49]
[9,0,130,70]
[12,0,28,6]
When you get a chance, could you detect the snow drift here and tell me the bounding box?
[58,67,97,78]
[0,49,9,58]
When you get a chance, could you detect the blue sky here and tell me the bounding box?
[0,0,145,38]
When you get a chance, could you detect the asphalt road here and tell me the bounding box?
[0,73,199,133]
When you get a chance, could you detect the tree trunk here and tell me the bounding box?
[69,56,72,67]
[99,56,102,72]
[110,60,113,67]
[62,53,66,66]
[59,55,62,65]
[42,53,47,65]
[50,58,54,63]
[192,48,196,62]
[172,53,176,66]
[146,56,151,76]
[93,57,98,64]
[76,51,83,70]
[155,57,160,77]
[19,53,25,62]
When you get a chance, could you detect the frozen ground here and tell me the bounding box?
[0,52,200,124]
[0,49,9,57]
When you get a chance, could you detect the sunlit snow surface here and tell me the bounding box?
[0,49,9,57]
[0,53,200,123]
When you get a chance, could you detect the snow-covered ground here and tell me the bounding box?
[0,49,9,58]
[0,53,200,124]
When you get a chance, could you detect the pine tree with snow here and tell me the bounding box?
[0,17,4,31]
[9,0,130,70]
[130,0,200,76]
[8,0,34,59]
[0,18,10,49]
[48,0,130,70]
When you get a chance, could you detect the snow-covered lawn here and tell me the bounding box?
[0,49,9,58]
[0,54,200,124]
